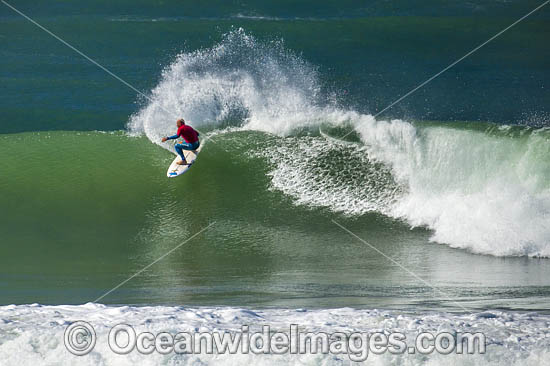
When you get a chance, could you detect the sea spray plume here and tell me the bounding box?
[128,28,323,146]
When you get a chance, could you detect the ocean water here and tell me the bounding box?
[1,1,550,365]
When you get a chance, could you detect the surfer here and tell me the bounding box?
[162,119,200,165]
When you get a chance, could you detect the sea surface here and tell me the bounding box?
[1,0,550,365]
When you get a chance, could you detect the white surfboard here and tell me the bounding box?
[166,143,203,178]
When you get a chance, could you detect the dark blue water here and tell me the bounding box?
[2,0,549,134]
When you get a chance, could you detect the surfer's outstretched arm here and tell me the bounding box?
[162,134,179,142]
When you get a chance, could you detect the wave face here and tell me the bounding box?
[2,304,549,366]
[129,30,550,257]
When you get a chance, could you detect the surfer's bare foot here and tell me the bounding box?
[177,160,189,165]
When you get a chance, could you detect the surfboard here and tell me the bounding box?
[166,143,203,178]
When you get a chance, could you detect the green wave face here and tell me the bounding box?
[2,12,550,309]
[1,121,550,308]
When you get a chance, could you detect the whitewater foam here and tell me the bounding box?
[0,304,548,366]
[260,112,550,257]
[352,119,550,257]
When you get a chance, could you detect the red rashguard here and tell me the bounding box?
[176,125,199,143]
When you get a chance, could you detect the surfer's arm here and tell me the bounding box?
[162,134,179,142]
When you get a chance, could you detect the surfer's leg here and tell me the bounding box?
[177,141,199,152]
[174,144,187,161]
[175,142,198,165]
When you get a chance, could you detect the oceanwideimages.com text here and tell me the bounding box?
[65,321,486,361]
